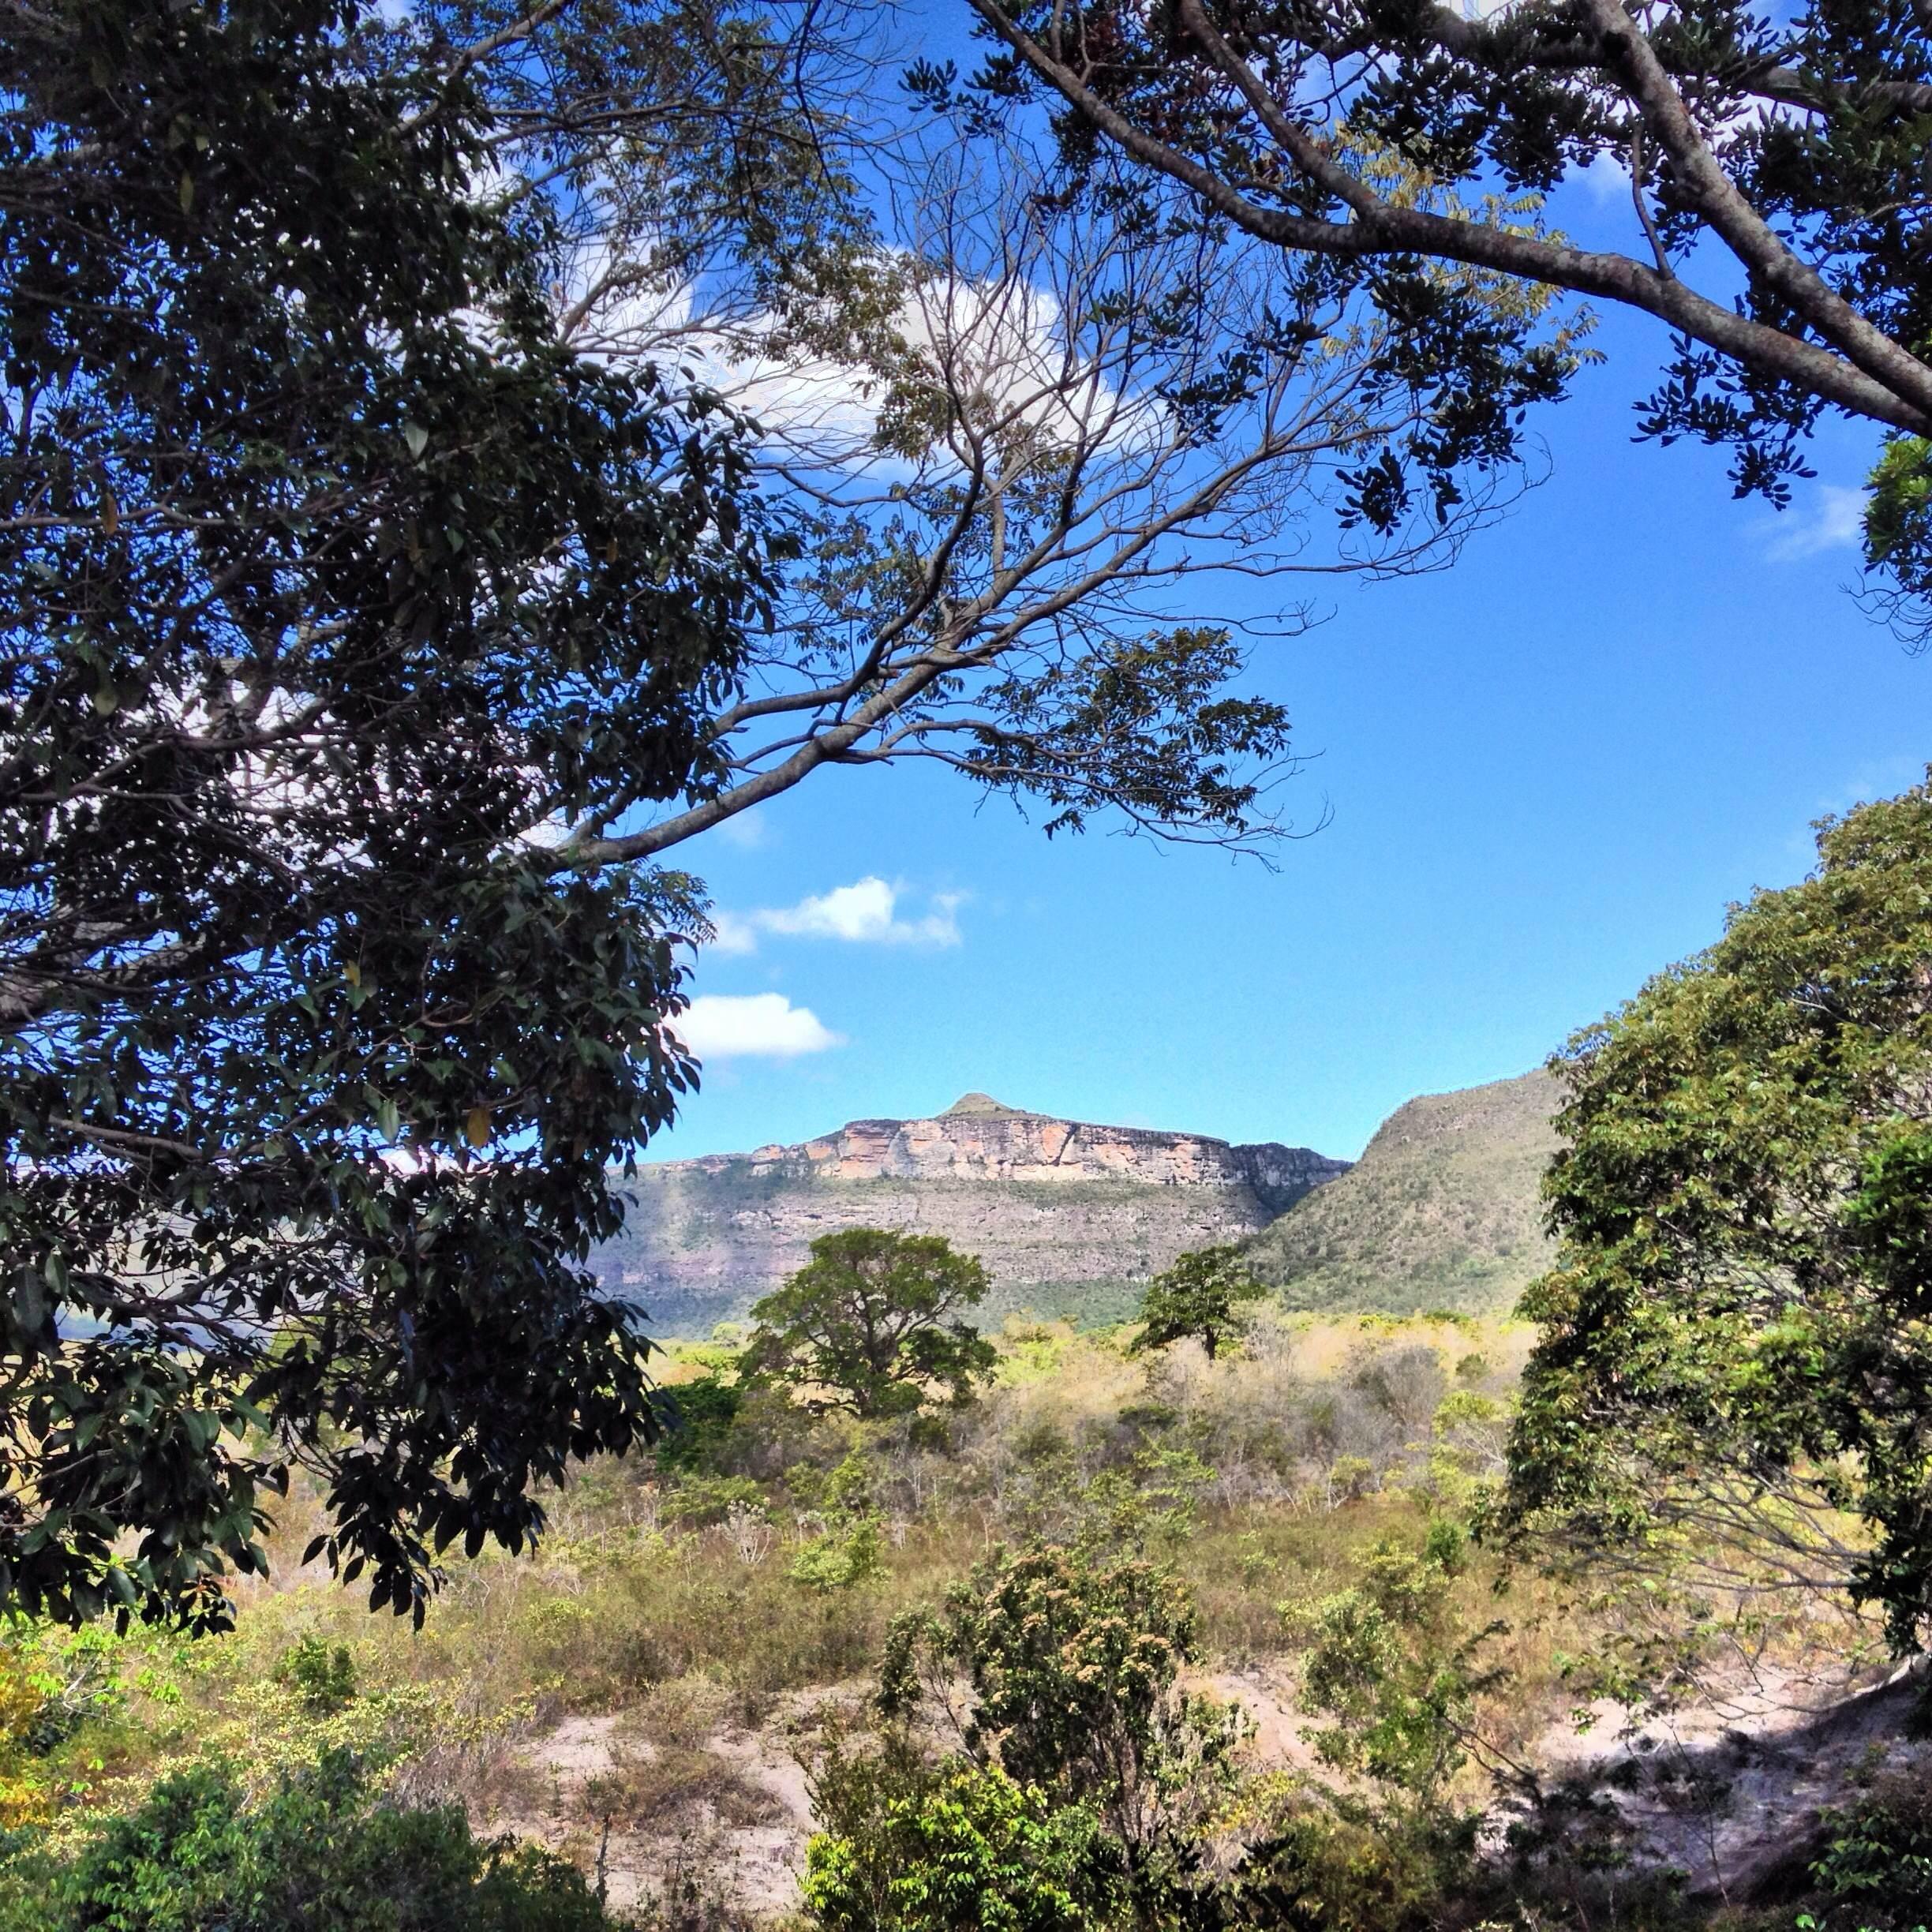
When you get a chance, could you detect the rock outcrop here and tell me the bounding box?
[595,1095,1350,1336]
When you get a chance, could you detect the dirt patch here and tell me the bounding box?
[485,1684,859,1917]
[1514,1661,1930,1903]
[477,1657,1930,1915]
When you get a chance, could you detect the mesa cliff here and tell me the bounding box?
[594,1094,1350,1335]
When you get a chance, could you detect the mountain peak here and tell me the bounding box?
[941,1091,1028,1118]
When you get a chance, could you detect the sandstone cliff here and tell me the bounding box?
[596,1095,1349,1335]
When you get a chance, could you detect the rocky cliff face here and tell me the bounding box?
[596,1095,1349,1336]
[688,1094,1340,1211]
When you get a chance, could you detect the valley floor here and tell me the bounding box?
[0,1314,1913,1929]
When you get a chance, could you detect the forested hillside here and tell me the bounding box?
[1243,1072,1561,1313]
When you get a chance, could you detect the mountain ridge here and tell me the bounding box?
[1241,1068,1562,1314]
[595,1096,1350,1335]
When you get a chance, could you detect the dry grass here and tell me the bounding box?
[20,1306,1863,1913]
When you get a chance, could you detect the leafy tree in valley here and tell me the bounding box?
[0,0,778,1632]
[1492,775,1932,1655]
[962,0,1932,638]
[739,1230,998,1420]
[1129,1245,1267,1361]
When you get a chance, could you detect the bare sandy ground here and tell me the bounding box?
[491,1657,1926,1916]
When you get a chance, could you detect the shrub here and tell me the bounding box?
[805,1741,1119,1932]
[791,1455,887,1592]
[0,1750,613,1932]
[653,1377,746,1476]
[275,1636,358,1715]
[878,1537,1242,1868]
[1804,1770,1932,1930]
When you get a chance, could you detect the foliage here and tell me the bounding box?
[1803,1769,1932,1931]
[1245,1073,1559,1316]
[789,1454,888,1593]
[804,1739,1119,1932]
[741,1232,998,1421]
[0,0,785,1632]
[653,1380,747,1477]
[581,94,1595,867]
[274,1638,357,1718]
[1496,776,1932,1653]
[0,1750,611,1932]
[962,0,1932,635]
[1290,1533,1497,1807]
[1130,1250,1266,1363]
[878,1537,1244,1870]
[0,1318,1593,1930]
[0,1649,54,1833]
[661,1475,769,1532]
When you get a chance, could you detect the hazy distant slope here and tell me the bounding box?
[1244,1070,1562,1314]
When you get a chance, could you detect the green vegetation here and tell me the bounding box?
[0,1751,612,1932]
[1129,1247,1267,1361]
[740,1230,999,1420]
[0,0,779,1633]
[1245,1073,1559,1316]
[1500,778,1932,1656]
[973,0,1932,642]
[807,1750,1115,1932]
[0,1303,1909,1929]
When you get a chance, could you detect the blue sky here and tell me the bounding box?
[646,275,1929,1166]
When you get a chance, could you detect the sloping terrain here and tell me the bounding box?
[1244,1070,1563,1314]
[593,1095,1350,1336]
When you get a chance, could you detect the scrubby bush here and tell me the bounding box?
[790,1455,889,1592]
[805,1740,1119,1932]
[275,1635,358,1715]
[1803,1770,1932,1930]
[0,1751,613,1932]
[878,1534,1243,1870]
[653,1378,745,1476]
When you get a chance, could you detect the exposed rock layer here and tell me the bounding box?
[595,1095,1350,1336]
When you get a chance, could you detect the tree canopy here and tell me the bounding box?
[739,1229,999,1420]
[963,0,1932,638]
[0,0,1593,1637]
[1495,776,1932,1655]
[0,0,777,1631]
[1129,1246,1267,1361]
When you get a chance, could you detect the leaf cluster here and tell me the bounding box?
[1496,773,1932,1654]
[739,1230,998,1421]
[1130,1247,1267,1363]
[0,0,778,1630]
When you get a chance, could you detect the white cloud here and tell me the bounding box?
[714,807,770,851]
[669,994,843,1059]
[1577,149,1631,205]
[707,877,964,956]
[707,910,762,957]
[1765,484,1866,562]
[558,239,1136,472]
